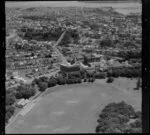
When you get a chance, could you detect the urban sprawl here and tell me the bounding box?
[6,6,142,133]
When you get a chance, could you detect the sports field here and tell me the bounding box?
[6,78,141,133]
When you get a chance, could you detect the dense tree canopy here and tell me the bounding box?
[96,101,142,133]
[100,38,112,48]
[107,66,141,78]
[15,84,36,99]
[6,93,16,106]
[5,105,15,124]
[38,82,48,92]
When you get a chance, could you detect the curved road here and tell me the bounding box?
[49,31,69,65]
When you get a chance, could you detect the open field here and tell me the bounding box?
[6,78,141,134]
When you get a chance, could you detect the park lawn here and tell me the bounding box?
[6,79,141,134]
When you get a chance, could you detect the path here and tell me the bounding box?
[49,31,69,65]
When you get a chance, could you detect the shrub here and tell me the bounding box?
[107,77,114,83]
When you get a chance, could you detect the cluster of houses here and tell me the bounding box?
[6,7,141,88]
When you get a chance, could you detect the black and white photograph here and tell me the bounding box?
[4,0,146,134]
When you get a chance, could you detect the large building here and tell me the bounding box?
[60,63,81,73]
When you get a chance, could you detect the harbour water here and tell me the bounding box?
[5,1,141,15]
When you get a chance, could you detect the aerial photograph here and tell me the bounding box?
[5,0,142,134]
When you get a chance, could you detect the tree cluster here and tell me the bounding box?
[59,29,79,46]
[6,93,16,106]
[21,27,63,41]
[5,105,15,124]
[32,70,97,93]
[100,38,113,48]
[96,101,142,133]
[107,66,141,78]
[95,72,107,79]
[15,84,36,99]
[118,50,141,60]
[5,88,18,124]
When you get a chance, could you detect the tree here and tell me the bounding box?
[83,78,87,82]
[100,38,112,48]
[15,84,36,99]
[38,82,48,92]
[136,78,142,90]
[5,105,15,123]
[130,119,142,128]
[48,78,57,87]
[38,76,49,83]
[95,72,107,79]
[91,78,95,83]
[6,105,15,115]
[15,91,23,99]
[5,112,11,123]
[107,77,114,83]
[134,111,142,119]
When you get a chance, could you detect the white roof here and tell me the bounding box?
[17,98,25,105]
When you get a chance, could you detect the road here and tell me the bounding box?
[50,31,69,65]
